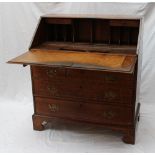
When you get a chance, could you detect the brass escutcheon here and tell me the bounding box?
[48,104,59,112]
[104,75,117,82]
[47,86,58,96]
[103,111,115,119]
[104,91,116,99]
[46,69,57,77]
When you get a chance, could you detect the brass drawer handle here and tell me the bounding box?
[46,69,57,77]
[104,91,116,100]
[48,104,59,112]
[47,86,58,96]
[103,111,115,119]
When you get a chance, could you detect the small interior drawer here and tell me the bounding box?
[110,20,139,27]
[45,18,73,25]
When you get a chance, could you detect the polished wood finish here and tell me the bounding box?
[35,97,133,125]
[8,16,141,144]
[45,18,73,25]
[31,65,134,81]
[31,66,134,105]
[109,19,140,27]
[8,50,137,73]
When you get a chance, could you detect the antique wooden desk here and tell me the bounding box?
[8,15,141,144]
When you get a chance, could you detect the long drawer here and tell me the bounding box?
[35,97,133,125]
[31,66,134,87]
[32,78,133,105]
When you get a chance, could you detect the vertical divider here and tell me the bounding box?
[128,28,131,45]
[118,27,121,45]
[109,25,111,44]
[72,20,75,43]
[63,25,67,42]
[54,24,57,41]
[46,23,49,41]
[90,19,94,44]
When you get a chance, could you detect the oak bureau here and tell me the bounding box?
[8,14,141,144]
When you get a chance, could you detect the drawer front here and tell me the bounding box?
[35,97,133,125]
[31,66,134,87]
[33,78,133,104]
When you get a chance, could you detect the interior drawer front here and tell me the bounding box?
[33,79,133,104]
[31,66,66,80]
[110,19,139,27]
[35,97,133,125]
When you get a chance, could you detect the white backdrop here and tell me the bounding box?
[0,2,155,152]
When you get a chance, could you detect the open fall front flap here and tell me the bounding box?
[8,49,137,73]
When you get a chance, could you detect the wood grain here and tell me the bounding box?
[8,50,137,73]
[8,16,140,144]
[35,42,137,54]
[35,97,133,125]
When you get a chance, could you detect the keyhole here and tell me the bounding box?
[79,86,83,89]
